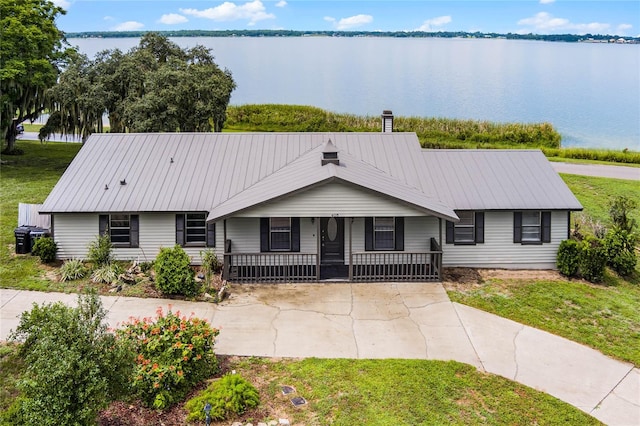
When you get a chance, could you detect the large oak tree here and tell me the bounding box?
[42,33,236,140]
[1,0,68,153]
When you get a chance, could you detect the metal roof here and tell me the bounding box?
[41,132,582,215]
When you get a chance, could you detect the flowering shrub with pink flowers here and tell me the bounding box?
[117,306,220,409]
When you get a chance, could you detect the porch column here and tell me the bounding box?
[315,217,320,281]
[348,217,353,281]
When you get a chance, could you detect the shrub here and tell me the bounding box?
[556,239,581,277]
[31,237,57,263]
[60,258,88,281]
[201,249,221,284]
[609,196,638,233]
[155,245,198,296]
[88,234,113,266]
[91,263,123,284]
[579,237,607,283]
[604,228,637,277]
[8,292,133,426]
[139,260,154,274]
[185,374,260,422]
[117,307,220,409]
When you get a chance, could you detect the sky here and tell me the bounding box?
[53,0,640,37]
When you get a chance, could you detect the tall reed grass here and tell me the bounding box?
[225,104,639,164]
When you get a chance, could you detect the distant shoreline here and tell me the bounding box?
[65,29,640,44]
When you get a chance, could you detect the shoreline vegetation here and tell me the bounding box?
[225,104,640,164]
[65,29,640,44]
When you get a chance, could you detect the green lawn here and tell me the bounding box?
[0,346,601,425]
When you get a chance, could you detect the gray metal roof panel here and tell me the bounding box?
[41,132,582,215]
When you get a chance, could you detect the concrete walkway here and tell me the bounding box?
[551,162,640,180]
[1,284,638,425]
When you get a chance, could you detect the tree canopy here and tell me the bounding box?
[42,33,236,140]
[0,0,69,153]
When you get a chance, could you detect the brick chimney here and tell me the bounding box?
[381,110,393,133]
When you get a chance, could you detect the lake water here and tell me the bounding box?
[69,37,639,150]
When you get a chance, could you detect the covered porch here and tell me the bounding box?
[222,216,444,283]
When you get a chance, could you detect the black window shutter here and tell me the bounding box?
[513,212,522,243]
[445,220,454,244]
[394,217,404,251]
[130,215,139,248]
[291,217,300,252]
[542,211,551,243]
[475,212,485,244]
[99,215,109,236]
[260,218,270,252]
[206,222,216,247]
[176,214,185,246]
[364,217,373,251]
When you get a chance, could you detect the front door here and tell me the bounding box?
[320,217,344,264]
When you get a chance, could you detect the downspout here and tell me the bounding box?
[349,217,353,281]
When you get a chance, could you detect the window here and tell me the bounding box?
[176,213,215,247]
[99,214,139,248]
[514,211,551,244]
[270,217,291,251]
[374,217,395,250]
[522,211,541,242]
[365,217,404,251]
[446,211,484,245]
[260,217,300,252]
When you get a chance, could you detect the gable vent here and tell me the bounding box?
[322,139,339,166]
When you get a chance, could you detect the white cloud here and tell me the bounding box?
[103,16,114,21]
[158,13,188,25]
[275,0,287,7]
[518,12,610,34]
[616,23,632,35]
[539,0,555,4]
[325,14,373,30]
[112,21,145,31]
[180,0,275,26]
[52,0,71,9]
[416,15,452,31]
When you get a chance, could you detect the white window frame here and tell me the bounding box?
[454,211,475,243]
[522,211,542,242]
[270,217,291,251]
[185,213,207,246]
[109,214,131,246]
[374,217,395,251]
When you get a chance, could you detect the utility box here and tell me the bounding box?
[14,226,32,254]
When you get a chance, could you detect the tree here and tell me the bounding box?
[42,33,236,139]
[0,0,69,153]
[8,292,133,425]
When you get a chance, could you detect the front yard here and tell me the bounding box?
[1,140,638,424]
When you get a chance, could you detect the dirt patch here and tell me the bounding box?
[442,267,566,293]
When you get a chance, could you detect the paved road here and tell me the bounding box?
[552,161,640,180]
[1,284,638,426]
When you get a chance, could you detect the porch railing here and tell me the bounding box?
[350,238,442,282]
[223,252,318,283]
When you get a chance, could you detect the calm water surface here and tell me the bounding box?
[70,37,639,150]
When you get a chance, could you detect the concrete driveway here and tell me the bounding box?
[1,284,638,425]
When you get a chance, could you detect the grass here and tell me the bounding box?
[227,356,602,425]
[0,141,81,290]
[447,277,640,366]
[560,174,640,230]
[0,349,602,425]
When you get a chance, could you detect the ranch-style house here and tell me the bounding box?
[40,112,582,282]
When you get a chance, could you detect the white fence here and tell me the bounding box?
[18,203,50,229]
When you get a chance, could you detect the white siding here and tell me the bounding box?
[236,182,425,217]
[53,213,219,265]
[442,211,568,269]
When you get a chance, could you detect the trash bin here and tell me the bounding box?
[30,227,51,248]
[14,226,32,254]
